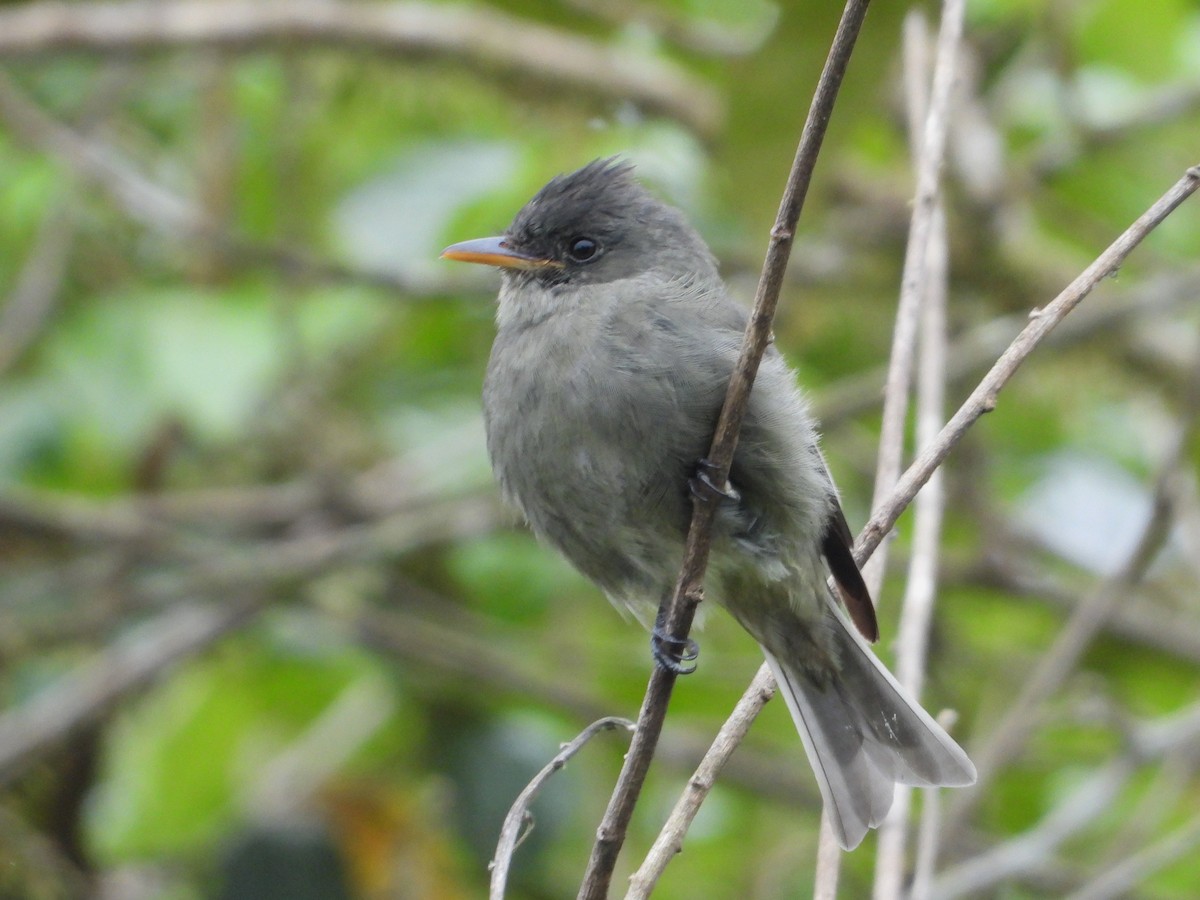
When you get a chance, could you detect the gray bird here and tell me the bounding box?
[441,159,975,850]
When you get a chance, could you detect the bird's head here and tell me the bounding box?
[441,158,717,290]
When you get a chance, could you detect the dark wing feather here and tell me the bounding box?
[822,504,879,642]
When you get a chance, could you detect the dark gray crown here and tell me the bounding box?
[502,158,716,287]
[508,158,646,246]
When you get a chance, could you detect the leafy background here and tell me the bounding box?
[0,0,1198,897]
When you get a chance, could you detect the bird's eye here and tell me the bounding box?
[567,237,599,262]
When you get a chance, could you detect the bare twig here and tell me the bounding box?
[813,267,1200,429]
[352,601,823,809]
[0,62,143,375]
[613,164,1200,895]
[1103,744,1200,860]
[959,551,1200,666]
[855,165,1200,566]
[1063,810,1200,900]
[248,675,396,817]
[894,24,953,736]
[809,816,841,900]
[491,717,635,900]
[935,761,1137,899]
[873,6,958,895]
[910,715,954,899]
[575,4,874,898]
[625,666,776,898]
[0,204,75,376]
[133,494,502,603]
[862,0,963,600]
[945,342,1200,829]
[0,69,195,229]
[0,0,721,136]
[0,598,264,785]
[0,423,490,543]
[354,603,615,726]
[0,490,173,545]
[0,486,501,602]
[0,70,486,299]
[930,702,1200,899]
[1033,78,1200,178]
[555,0,777,56]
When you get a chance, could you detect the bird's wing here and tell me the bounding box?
[821,500,879,642]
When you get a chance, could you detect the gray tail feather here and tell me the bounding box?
[761,611,976,851]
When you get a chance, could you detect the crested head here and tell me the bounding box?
[501,158,718,289]
[508,158,643,246]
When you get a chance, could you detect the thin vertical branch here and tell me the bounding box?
[891,206,950,888]
[873,193,951,891]
[576,3,875,897]
[894,29,953,708]
[910,723,950,899]
[861,0,965,599]
[873,5,958,895]
[491,718,635,900]
[813,814,844,899]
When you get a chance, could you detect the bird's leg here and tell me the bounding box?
[689,457,740,505]
[652,457,739,675]
[651,602,699,675]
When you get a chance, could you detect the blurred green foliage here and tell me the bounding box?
[1,0,1198,898]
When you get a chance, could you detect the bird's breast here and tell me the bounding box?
[482,312,696,601]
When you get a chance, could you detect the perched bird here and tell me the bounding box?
[441,159,975,850]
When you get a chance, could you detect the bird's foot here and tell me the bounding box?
[688,457,740,505]
[651,625,699,675]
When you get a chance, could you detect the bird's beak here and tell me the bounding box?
[440,236,562,271]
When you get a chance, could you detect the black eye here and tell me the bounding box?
[567,237,598,262]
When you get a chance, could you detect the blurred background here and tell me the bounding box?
[0,0,1198,897]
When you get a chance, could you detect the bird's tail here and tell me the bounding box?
[760,608,976,850]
